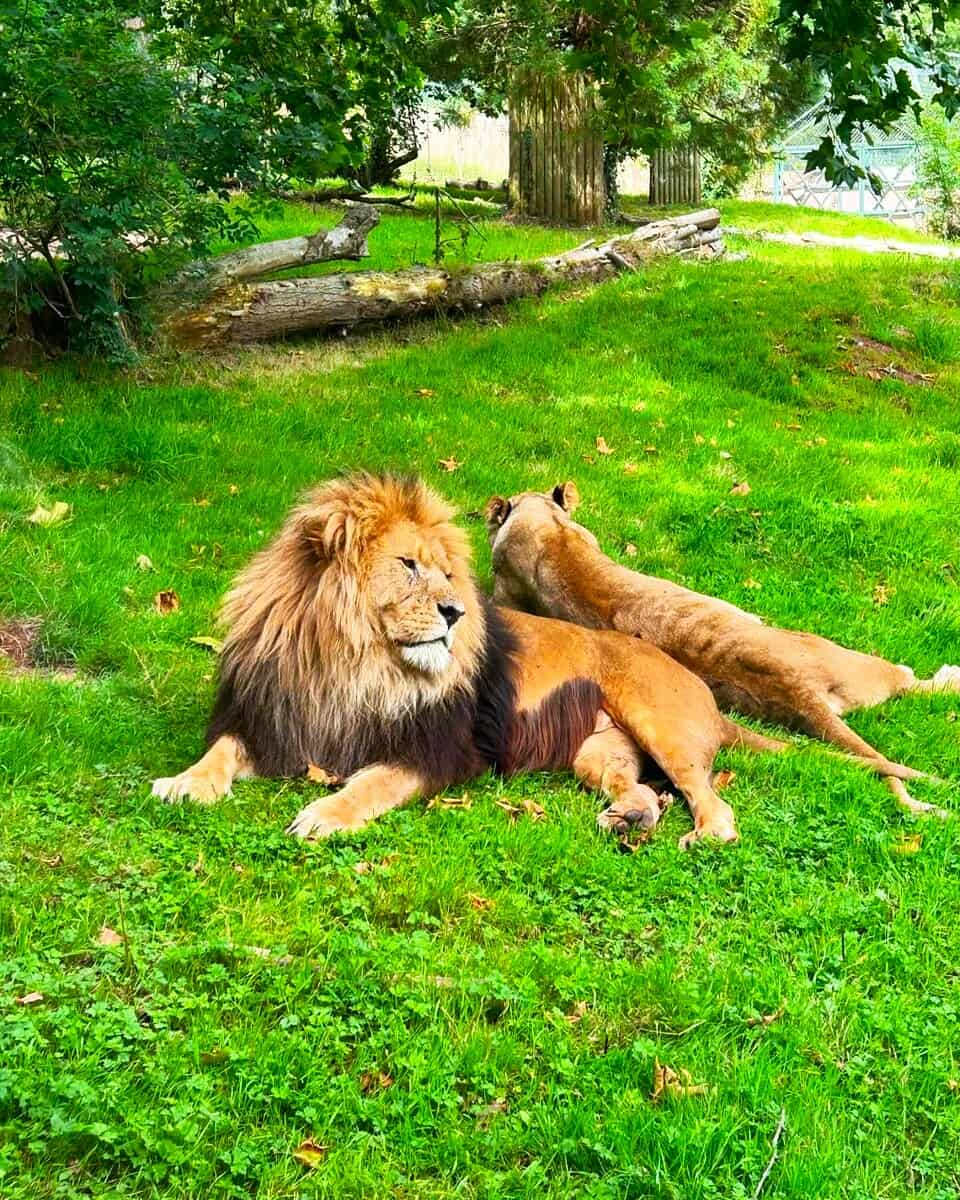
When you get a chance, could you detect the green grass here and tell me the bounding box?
[3,200,960,1199]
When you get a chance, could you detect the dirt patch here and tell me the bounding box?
[0,617,41,670]
[0,617,76,680]
[837,332,934,387]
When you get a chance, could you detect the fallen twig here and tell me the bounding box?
[752,1108,787,1199]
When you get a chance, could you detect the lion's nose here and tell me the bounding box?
[438,601,465,628]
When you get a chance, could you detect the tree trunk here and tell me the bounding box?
[509,72,605,225]
[649,146,703,206]
[166,209,723,348]
[166,204,380,299]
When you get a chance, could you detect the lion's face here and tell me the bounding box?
[220,474,485,713]
[366,518,470,675]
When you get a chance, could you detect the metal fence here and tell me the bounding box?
[772,143,923,224]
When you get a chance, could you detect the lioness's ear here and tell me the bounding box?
[551,481,580,513]
[484,495,511,530]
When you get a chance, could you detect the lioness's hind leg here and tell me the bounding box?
[886,778,951,820]
[152,734,252,804]
[573,724,666,836]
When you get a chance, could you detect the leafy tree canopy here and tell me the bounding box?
[425,0,960,184]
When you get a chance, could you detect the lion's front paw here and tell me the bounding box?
[287,799,365,840]
[152,771,229,805]
[678,809,738,850]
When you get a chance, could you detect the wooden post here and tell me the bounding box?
[508,72,605,225]
[649,145,703,206]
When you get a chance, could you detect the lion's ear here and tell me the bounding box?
[484,495,511,530]
[304,501,359,561]
[552,481,580,513]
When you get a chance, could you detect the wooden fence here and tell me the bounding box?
[649,146,702,206]
[508,73,605,225]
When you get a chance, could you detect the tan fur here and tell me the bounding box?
[487,483,960,817]
[154,473,783,847]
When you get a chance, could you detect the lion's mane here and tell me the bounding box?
[205,473,519,790]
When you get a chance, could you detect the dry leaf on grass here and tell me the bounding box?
[438,457,461,473]
[643,445,658,455]
[190,635,223,653]
[228,484,240,496]
[746,1006,785,1027]
[306,763,342,786]
[893,833,922,855]
[474,1099,508,1127]
[743,577,762,590]
[719,450,733,460]
[427,793,472,810]
[193,497,211,508]
[97,925,124,947]
[714,770,737,790]
[565,1000,589,1024]
[495,798,546,821]
[872,584,892,607]
[595,436,614,455]
[292,1139,328,1169]
[360,1070,393,1094]
[624,543,638,557]
[651,1058,712,1102]
[730,481,751,497]
[153,590,180,615]
[623,461,638,475]
[416,387,435,397]
[469,894,493,910]
[28,501,71,527]
[16,991,44,1006]
[136,554,153,572]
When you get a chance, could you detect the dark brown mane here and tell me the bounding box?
[207,599,523,793]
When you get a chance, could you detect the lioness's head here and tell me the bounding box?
[484,482,599,609]
[222,474,484,702]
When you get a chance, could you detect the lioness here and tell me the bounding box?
[486,482,958,817]
[153,473,788,847]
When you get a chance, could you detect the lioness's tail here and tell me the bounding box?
[722,719,790,755]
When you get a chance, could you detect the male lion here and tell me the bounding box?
[485,482,959,818]
[153,473,786,847]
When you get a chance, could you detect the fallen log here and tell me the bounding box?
[279,185,416,208]
[725,226,960,259]
[166,204,380,300]
[166,208,724,348]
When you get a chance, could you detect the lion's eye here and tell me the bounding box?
[399,557,417,573]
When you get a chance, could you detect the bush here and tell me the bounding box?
[0,1,245,360]
[913,108,960,240]
[0,0,445,359]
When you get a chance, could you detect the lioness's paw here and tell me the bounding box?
[287,800,364,840]
[152,772,228,805]
[678,814,738,851]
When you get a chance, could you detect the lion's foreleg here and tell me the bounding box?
[152,734,253,804]
[286,764,425,839]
